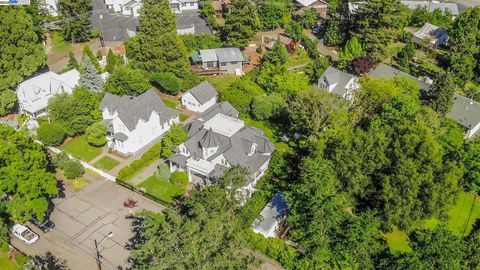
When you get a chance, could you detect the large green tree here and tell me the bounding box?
[128,0,190,78]
[104,67,151,96]
[423,71,456,116]
[47,86,101,136]
[58,0,92,43]
[448,7,480,85]
[0,7,46,93]
[222,0,259,47]
[354,0,409,61]
[258,0,289,30]
[129,167,258,269]
[0,125,58,222]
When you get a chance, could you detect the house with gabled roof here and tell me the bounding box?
[16,69,80,117]
[100,90,180,155]
[401,1,459,17]
[167,101,275,190]
[191,47,248,75]
[447,94,480,139]
[294,0,328,19]
[368,64,432,91]
[318,66,360,100]
[413,23,448,48]
[181,81,219,113]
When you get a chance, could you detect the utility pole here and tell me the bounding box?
[94,232,113,270]
[99,14,105,49]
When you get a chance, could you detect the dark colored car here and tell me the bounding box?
[31,219,55,233]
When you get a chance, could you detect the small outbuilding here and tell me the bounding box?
[252,192,288,238]
[181,81,219,113]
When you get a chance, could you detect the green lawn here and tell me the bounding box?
[50,31,71,55]
[385,192,480,252]
[93,156,120,171]
[0,251,29,270]
[205,76,239,94]
[137,176,185,204]
[286,48,311,70]
[163,98,178,109]
[61,136,103,162]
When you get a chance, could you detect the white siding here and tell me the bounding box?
[467,122,480,139]
[181,92,218,113]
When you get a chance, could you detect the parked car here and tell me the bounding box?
[11,224,39,245]
[31,218,55,233]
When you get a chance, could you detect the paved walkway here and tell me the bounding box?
[128,159,164,186]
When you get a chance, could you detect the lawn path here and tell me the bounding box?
[128,159,164,186]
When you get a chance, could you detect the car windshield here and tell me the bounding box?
[20,230,35,241]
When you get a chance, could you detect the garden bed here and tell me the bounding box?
[61,136,103,162]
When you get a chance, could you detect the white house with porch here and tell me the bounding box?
[100,90,179,155]
[167,102,275,192]
[16,69,80,118]
[181,81,218,113]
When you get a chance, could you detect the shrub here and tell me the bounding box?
[52,152,70,169]
[86,122,107,146]
[160,125,189,158]
[37,123,66,146]
[251,93,285,120]
[117,142,161,181]
[63,159,85,180]
[104,67,151,96]
[155,163,172,181]
[150,72,181,95]
[170,171,188,188]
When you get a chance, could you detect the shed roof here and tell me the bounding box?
[446,94,480,130]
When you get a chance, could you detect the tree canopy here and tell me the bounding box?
[222,0,259,47]
[58,0,92,43]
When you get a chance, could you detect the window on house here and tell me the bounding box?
[182,3,186,6]
[220,62,226,66]
[207,62,214,68]
[231,61,238,65]
[190,2,194,6]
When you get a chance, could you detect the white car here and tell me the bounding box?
[11,224,39,245]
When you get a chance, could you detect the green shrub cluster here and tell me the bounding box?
[37,123,66,146]
[150,72,182,95]
[54,152,85,180]
[117,142,162,181]
[170,171,188,188]
[155,163,172,181]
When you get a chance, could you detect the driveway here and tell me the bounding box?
[91,0,212,42]
[11,177,164,270]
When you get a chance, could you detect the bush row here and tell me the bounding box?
[117,141,162,181]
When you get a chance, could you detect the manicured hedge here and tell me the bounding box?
[63,159,85,180]
[170,171,188,188]
[117,141,162,181]
[150,72,181,95]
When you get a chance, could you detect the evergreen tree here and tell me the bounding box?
[82,45,101,72]
[354,0,409,61]
[0,7,46,92]
[79,57,104,92]
[128,0,190,78]
[58,0,92,43]
[222,0,260,47]
[423,71,456,116]
[396,39,415,73]
[262,41,288,66]
[323,14,347,46]
[339,36,364,69]
[104,49,117,73]
[67,51,79,70]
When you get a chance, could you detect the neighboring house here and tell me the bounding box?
[43,0,58,16]
[413,23,448,48]
[170,0,199,13]
[167,101,275,191]
[401,1,459,17]
[105,0,129,12]
[294,0,328,19]
[100,90,180,156]
[446,94,480,139]
[191,47,248,75]
[368,64,431,91]
[211,0,228,17]
[318,66,360,100]
[122,0,142,17]
[16,69,80,117]
[252,192,288,238]
[181,81,219,113]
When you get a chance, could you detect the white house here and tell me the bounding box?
[401,1,459,17]
[317,66,360,101]
[446,94,480,139]
[252,192,288,238]
[413,23,448,48]
[167,101,275,192]
[105,0,129,12]
[100,90,180,155]
[170,0,199,13]
[181,81,218,113]
[16,69,80,117]
[122,0,142,17]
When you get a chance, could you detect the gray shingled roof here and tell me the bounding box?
[100,89,179,131]
[181,102,275,182]
[368,64,430,90]
[200,128,220,148]
[113,132,128,142]
[187,81,218,104]
[447,94,480,129]
[318,66,358,98]
[216,47,244,63]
